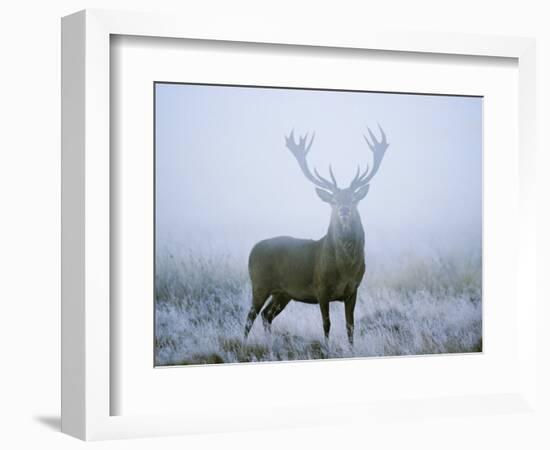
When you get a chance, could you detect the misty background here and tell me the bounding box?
[155,83,482,261]
[154,83,482,365]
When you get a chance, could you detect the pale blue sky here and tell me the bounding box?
[155,83,482,260]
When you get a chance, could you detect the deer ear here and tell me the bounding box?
[353,185,370,202]
[315,188,334,203]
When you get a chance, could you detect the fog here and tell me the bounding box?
[154,83,482,364]
[155,83,482,261]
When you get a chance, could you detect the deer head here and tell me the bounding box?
[285,126,389,232]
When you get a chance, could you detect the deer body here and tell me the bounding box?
[250,220,365,303]
[244,127,388,344]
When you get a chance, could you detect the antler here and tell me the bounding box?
[285,130,339,192]
[349,124,389,191]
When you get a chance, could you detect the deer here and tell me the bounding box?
[243,125,389,345]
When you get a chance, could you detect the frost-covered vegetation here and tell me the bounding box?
[155,249,482,366]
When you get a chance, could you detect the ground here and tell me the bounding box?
[155,249,482,366]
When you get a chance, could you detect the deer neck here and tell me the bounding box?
[325,211,365,265]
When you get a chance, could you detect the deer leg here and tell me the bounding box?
[244,289,270,339]
[261,298,274,332]
[262,294,291,332]
[269,295,291,323]
[345,291,357,346]
[319,300,331,341]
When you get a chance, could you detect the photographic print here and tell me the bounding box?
[154,83,482,366]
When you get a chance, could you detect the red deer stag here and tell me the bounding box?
[243,126,389,345]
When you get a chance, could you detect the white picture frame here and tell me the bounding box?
[61,9,537,441]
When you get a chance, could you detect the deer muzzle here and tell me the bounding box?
[338,207,352,229]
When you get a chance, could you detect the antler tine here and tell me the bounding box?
[367,127,378,148]
[313,167,337,190]
[377,123,387,145]
[350,125,389,191]
[353,165,361,181]
[306,132,315,154]
[285,130,295,153]
[285,130,338,192]
[349,164,366,190]
[328,165,339,189]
